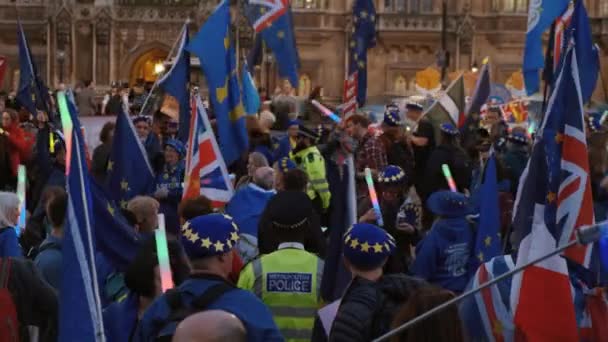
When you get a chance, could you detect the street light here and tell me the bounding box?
[154,61,166,75]
[471,61,479,73]
[57,50,66,83]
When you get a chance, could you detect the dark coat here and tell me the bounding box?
[423,144,471,200]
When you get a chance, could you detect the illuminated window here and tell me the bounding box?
[298,74,312,97]
[498,0,528,12]
[394,75,407,95]
[293,0,322,9]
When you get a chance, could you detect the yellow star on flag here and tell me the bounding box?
[107,160,113,171]
[477,252,484,262]
[360,10,368,19]
[370,14,376,22]
[216,79,228,103]
[484,236,492,247]
[358,61,365,69]
[277,30,285,39]
[183,228,192,240]
[107,203,115,216]
[493,320,503,335]
[546,192,556,203]
[372,243,383,253]
[555,133,564,143]
[201,238,212,249]
[224,36,229,49]
[360,242,371,252]
[120,179,129,191]
[230,232,239,242]
[350,238,359,249]
[259,7,266,14]
[214,240,225,252]
[120,200,128,209]
[188,232,200,243]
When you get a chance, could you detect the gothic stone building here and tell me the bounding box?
[1,0,607,103]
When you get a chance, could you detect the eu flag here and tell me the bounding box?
[187,0,248,166]
[470,151,501,272]
[106,109,155,207]
[523,0,570,95]
[349,0,376,106]
[467,59,491,116]
[58,91,105,341]
[16,21,51,117]
[243,0,300,87]
[242,61,261,115]
[158,23,191,143]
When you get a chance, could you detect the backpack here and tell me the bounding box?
[0,258,20,342]
[27,241,60,260]
[154,282,235,341]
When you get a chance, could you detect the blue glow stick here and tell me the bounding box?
[16,165,26,236]
[311,100,342,123]
[364,168,384,227]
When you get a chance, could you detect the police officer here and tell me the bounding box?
[238,192,324,342]
[133,214,282,342]
[153,138,186,235]
[290,124,331,213]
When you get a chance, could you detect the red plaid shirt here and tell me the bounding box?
[356,132,387,173]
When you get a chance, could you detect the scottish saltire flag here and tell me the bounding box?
[424,74,465,141]
[188,0,248,166]
[242,61,261,115]
[106,108,155,207]
[244,0,299,87]
[348,0,376,107]
[510,43,593,341]
[17,21,51,117]
[471,151,502,272]
[467,58,491,116]
[460,255,515,341]
[183,94,234,207]
[560,0,599,104]
[58,92,105,341]
[158,23,191,143]
[523,0,570,95]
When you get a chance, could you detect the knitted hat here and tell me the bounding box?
[383,104,402,127]
[440,123,460,136]
[277,157,297,174]
[164,139,185,157]
[406,102,424,111]
[287,119,301,128]
[265,191,312,230]
[343,223,396,270]
[180,214,240,259]
[132,115,151,125]
[377,165,406,185]
[426,190,473,218]
[507,132,528,145]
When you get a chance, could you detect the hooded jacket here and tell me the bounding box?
[411,217,474,292]
[2,120,30,177]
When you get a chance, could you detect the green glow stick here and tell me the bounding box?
[56,91,73,173]
[442,164,457,192]
[155,214,174,293]
[16,165,26,235]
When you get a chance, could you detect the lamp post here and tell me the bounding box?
[437,0,449,83]
[264,48,274,95]
[57,50,66,84]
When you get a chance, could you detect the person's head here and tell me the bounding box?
[281,79,293,95]
[383,103,402,128]
[84,80,92,88]
[273,157,298,191]
[45,188,67,235]
[259,110,276,131]
[506,131,529,153]
[180,214,240,279]
[166,120,178,136]
[426,191,472,219]
[295,125,318,149]
[342,223,395,280]
[99,122,116,145]
[405,102,424,122]
[484,106,502,127]
[377,165,407,205]
[164,139,185,166]
[178,196,213,226]
[588,133,608,181]
[173,310,247,342]
[127,196,160,234]
[259,87,268,99]
[124,237,190,300]
[1,108,18,129]
[133,116,151,140]
[247,152,269,177]
[345,114,370,140]
[0,192,20,228]
[282,168,308,192]
[287,119,300,138]
[439,123,460,146]
[390,286,464,342]
[253,166,275,190]
[264,191,314,244]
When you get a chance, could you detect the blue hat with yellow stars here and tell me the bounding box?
[277,157,297,174]
[440,123,460,136]
[384,103,402,127]
[180,214,240,260]
[406,101,424,112]
[132,115,151,125]
[586,113,603,133]
[343,223,396,270]
[507,131,528,145]
[426,190,473,218]
[164,139,186,157]
[288,119,301,128]
[377,165,406,185]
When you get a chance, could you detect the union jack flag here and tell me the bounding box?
[342,71,358,117]
[247,0,288,32]
[510,42,593,340]
[183,94,234,207]
[554,4,574,73]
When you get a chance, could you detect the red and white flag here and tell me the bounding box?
[342,71,358,118]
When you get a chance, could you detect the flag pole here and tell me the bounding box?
[371,221,606,342]
[138,20,189,117]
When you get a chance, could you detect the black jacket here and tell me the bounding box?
[423,144,471,200]
[4,257,58,341]
[327,274,426,342]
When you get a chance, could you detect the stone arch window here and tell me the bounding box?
[293,0,323,9]
[385,0,431,13]
[394,74,407,95]
[499,0,528,12]
[602,1,608,15]
[298,74,312,97]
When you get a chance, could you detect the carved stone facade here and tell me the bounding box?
[0,0,607,103]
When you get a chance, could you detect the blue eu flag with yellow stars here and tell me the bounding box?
[106,108,155,207]
[471,151,501,272]
[350,0,376,106]
[17,20,51,118]
[188,0,248,166]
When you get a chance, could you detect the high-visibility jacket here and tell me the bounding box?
[291,146,331,210]
[237,242,324,342]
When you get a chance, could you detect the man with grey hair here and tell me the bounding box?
[126,196,160,237]
[226,167,276,264]
[172,310,247,342]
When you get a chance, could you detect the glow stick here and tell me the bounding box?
[441,164,457,192]
[364,168,384,227]
[49,132,55,153]
[600,111,608,125]
[311,100,342,123]
[16,165,26,236]
[56,92,73,173]
[155,214,174,293]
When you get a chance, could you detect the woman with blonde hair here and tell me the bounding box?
[0,191,22,257]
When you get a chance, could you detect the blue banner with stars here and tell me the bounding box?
[188,0,248,166]
[349,0,376,107]
[105,108,155,206]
